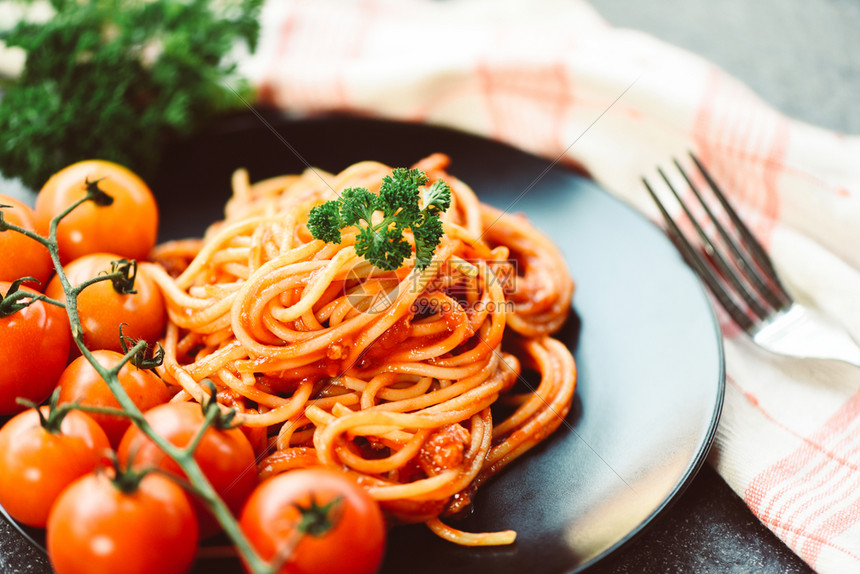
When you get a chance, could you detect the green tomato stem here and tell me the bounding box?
[61,403,131,419]
[34,193,275,573]
[0,218,52,249]
[183,400,219,458]
[68,272,127,297]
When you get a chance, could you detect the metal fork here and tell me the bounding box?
[643,153,860,367]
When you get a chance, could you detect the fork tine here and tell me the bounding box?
[656,166,772,321]
[671,160,787,315]
[642,177,755,332]
[687,153,792,308]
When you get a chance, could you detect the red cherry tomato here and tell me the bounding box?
[35,160,158,264]
[0,281,71,414]
[240,468,386,574]
[47,470,198,574]
[45,253,166,353]
[117,401,258,537]
[0,195,54,286]
[57,350,172,446]
[0,407,109,527]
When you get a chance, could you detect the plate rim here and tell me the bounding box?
[573,287,725,572]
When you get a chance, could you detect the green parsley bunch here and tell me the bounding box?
[0,0,263,190]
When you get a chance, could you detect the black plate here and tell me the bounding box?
[1,113,724,573]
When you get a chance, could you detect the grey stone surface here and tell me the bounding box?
[590,0,860,134]
[0,519,49,574]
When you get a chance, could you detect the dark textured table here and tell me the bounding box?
[1,1,858,573]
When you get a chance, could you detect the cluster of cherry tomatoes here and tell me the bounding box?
[0,161,386,574]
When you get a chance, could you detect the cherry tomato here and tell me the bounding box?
[57,350,172,446]
[0,281,71,414]
[35,160,158,264]
[0,407,109,527]
[0,195,54,286]
[239,468,386,574]
[238,407,269,458]
[46,253,166,353]
[117,401,258,537]
[47,470,198,574]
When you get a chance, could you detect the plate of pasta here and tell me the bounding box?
[0,113,723,574]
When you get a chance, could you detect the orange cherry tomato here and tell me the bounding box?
[240,468,386,574]
[0,407,109,527]
[47,471,198,574]
[0,281,71,414]
[0,195,54,286]
[46,253,166,353]
[117,401,258,537]
[35,160,158,264]
[57,350,172,446]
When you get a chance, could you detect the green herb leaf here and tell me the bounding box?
[306,200,343,244]
[412,211,445,270]
[0,0,264,190]
[422,179,452,214]
[307,168,452,271]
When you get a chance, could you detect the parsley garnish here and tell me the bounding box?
[307,168,452,271]
[0,0,263,190]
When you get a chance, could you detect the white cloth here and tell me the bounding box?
[242,1,860,571]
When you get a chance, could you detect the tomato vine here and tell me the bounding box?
[0,186,276,574]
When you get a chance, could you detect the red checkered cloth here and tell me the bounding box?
[241,1,860,570]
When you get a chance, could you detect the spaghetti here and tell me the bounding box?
[146,153,576,545]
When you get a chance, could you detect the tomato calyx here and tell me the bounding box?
[266,490,346,573]
[102,450,152,495]
[72,259,139,297]
[119,323,165,371]
[0,277,41,317]
[200,380,242,431]
[104,259,138,295]
[84,177,115,207]
[105,447,194,498]
[17,389,76,435]
[295,493,344,538]
[0,277,64,318]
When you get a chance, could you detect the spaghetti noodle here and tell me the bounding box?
[146,153,577,545]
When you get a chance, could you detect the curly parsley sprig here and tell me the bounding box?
[307,168,452,271]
